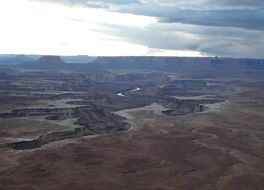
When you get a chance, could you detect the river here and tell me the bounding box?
[117,87,141,97]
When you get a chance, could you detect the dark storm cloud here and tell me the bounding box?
[98,22,264,58]
[118,3,264,31]
[29,0,139,6]
[29,0,264,31]
[211,0,264,6]
[29,0,264,7]
[140,0,264,8]
[158,9,264,31]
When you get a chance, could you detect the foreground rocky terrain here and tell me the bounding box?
[0,56,264,190]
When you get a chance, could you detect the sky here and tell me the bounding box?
[0,0,263,58]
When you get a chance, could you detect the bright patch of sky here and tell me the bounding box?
[0,0,263,58]
[0,0,206,56]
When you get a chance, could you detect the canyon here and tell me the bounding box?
[0,55,264,190]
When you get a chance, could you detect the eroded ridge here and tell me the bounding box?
[1,103,130,150]
[163,96,225,116]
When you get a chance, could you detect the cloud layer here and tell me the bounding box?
[28,0,264,31]
[7,0,264,58]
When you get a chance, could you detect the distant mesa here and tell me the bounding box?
[0,54,33,65]
[15,54,29,60]
[20,55,66,70]
[34,55,65,65]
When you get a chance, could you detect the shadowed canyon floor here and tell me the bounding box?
[0,56,264,190]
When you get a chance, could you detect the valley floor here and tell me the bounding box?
[0,69,264,190]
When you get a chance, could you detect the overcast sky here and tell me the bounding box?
[0,0,263,58]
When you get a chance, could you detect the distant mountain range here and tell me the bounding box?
[0,54,96,65]
[1,54,264,78]
[89,56,264,77]
[18,55,104,72]
[0,55,35,65]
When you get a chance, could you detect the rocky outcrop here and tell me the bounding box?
[163,97,224,116]
[1,105,131,150]
[158,80,226,96]
[4,113,130,150]
[4,127,94,150]
[92,94,112,107]
[0,107,83,119]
